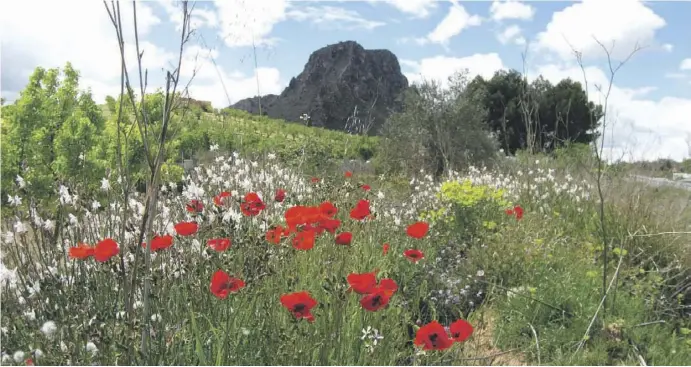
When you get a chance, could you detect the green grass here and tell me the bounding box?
[1,142,690,365]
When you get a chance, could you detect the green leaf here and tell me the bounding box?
[189,310,208,365]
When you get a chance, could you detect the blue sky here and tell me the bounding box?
[2,0,691,161]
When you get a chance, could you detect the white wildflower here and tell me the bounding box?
[85,342,98,356]
[16,175,26,189]
[12,351,24,363]
[13,220,27,234]
[40,321,57,338]
[100,177,110,191]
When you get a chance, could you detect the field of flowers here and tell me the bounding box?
[1,149,690,365]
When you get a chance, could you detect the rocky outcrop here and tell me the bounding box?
[231,41,409,134]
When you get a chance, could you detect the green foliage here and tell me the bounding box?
[468,70,603,155]
[1,63,107,206]
[205,108,378,169]
[423,179,509,245]
[377,71,498,177]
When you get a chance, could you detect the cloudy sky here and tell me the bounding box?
[1,0,690,162]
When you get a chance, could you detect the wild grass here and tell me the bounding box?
[2,145,689,365]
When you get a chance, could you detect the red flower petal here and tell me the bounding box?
[404,249,424,263]
[414,321,454,351]
[210,270,245,299]
[360,290,391,312]
[335,232,352,246]
[406,221,429,239]
[449,319,474,343]
[174,221,199,236]
[280,291,318,322]
[69,243,94,260]
[94,238,119,262]
[207,237,231,252]
[346,271,378,294]
[292,230,316,250]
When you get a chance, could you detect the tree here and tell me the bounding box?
[468,69,603,155]
[378,70,497,177]
[1,63,106,203]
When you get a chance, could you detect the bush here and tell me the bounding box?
[377,71,498,177]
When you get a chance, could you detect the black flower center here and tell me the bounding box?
[429,333,439,347]
[293,303,306,314]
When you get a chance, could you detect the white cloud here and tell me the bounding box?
[534,63,691,162]
[214,0,288,47]
[662,43,674,52]
[378,0,438,18]
[497,25,526,45]
[156,1,218,31]
[489,0,535,21]
[286,6,385,30]
[535,0,666,61]
[177,45,283,108]
[0,0,174,103]
[0,0,278,109]
[186,67,283,108]
[402,53,505,87]
[680,58,691,71]
[417,1,482,47]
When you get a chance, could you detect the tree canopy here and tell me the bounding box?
[468,69,603,155]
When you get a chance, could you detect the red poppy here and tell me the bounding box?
[240,192,266,216]
[375,278,398,297]
[346,271,378,294]
[513,205,524,220]
[319,201,338,218]
[292,230,316,250]
[404,249,424,263]
[266,225,284,245]
[143,234,174,251]
[335,232,353,246]
[285,205,322,231]
[94,238,119,262]
[449,319,474,343]
[414,320,454,351]
[382,243,390,255]
[345,171,353,178]
[280,291,318,322]
[207,237,231,252]
[360,289,391,312]
[349,199,371,220]
[214,191,232,206]
[274,189,286,203]
[310,177,320,183]
[361,184,371,192]
[318,218,341,234]
[284,205,307,231]
[25,358,33,366]
[406,221,429,239]
[186,199,204,213]
[209,270,245,299]
[174,221,199,236]
[69,243,94,259]
[504,208,514,216]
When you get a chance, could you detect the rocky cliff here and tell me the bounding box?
[231,40,409,134]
